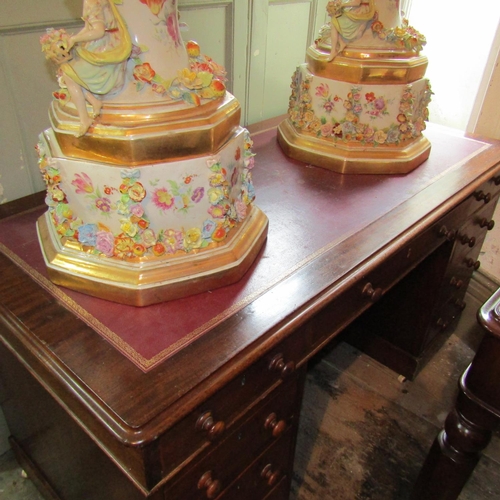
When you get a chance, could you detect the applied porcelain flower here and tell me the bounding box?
[95,231,115,256]
[133,63,156,83]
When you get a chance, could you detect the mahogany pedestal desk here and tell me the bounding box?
[411,287,500,500]
[1,121,500,500]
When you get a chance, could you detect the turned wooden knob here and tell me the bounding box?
[261,464,281,487]
[474,190,491,204]
[479,217,495,230]
[454,299,467,311]
[264,412,287,438]
[494,175,500,186]
[269,353,295,378]
[436,317,448,331]
[439,225,456,241]
[465,258,481,270]
[450,277,464,289]
[362,282,383,302]
[460,234,476,248]
[196,411,226,441]
[198,471,222,499]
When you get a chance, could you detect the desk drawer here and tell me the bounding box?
[342,175,500,379]
[432,194,499,317]
[217,428,293,500]
[158,335,306,482]
[303,206,463,355]
[453,197,498,268]
[164,373,301,499]
[456,174,500,221]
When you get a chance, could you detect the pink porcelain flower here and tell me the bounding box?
[95,231,115,257]
[130,204,145,217]
[235,200,247,221]
[163,229,183,253]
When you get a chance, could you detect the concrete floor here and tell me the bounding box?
[1,290,499,499]
[0,450,43,499]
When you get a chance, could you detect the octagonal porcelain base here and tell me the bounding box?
[277,116,431,175]
[37,206,268,307]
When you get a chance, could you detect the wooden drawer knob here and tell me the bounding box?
[439,225,456,241]
[196,411,226,441]
[362,282,382,302]
[455,299,467,311]
[465,258,481,270]
[474,190,491,204]
[269,353,295,378]
[264,412,287,438]
[494,176,500,186]
[198,471,222,499]
[460,234,476,248]
[436,317,448,331]
[450,277,464,289]
[261,464,281,487]
[479,218,495,230]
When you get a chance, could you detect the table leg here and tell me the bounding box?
[411,372,499,499]
[412,286,500,499]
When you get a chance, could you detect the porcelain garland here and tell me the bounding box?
[288,67,432,146]
[36,131,256,260]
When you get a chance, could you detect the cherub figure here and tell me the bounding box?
[327,0,376,60]
[42,0,132,137]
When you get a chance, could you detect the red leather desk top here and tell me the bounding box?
[0,124,488,371]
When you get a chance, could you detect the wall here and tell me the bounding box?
[467,21,500,278]
[410,1,500,132]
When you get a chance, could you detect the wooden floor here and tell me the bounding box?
[1,290,500,499]
[290,291,500,500]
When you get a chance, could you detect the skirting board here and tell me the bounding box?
[468,269,500,304]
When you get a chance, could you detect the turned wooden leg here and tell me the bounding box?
[411,378,499,500]
[412,284,500,500]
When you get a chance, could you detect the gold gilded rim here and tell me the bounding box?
[277,118,431,175]
[49,96,242,165]
[54,93,238,128]
[306,45,428,84]
[37,206,269,306]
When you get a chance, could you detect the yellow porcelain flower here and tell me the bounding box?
[120,219,138,238]
[373,130,388,144]
[178,68,203,89]
[184,227,203,249]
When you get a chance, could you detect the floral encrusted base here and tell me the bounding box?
[37,126,256,261]
[288,64,432,148]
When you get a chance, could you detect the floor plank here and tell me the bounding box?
[290,293,500,499]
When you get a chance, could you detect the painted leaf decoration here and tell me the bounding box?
[197,71,213,88]
[167,180,180,195]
